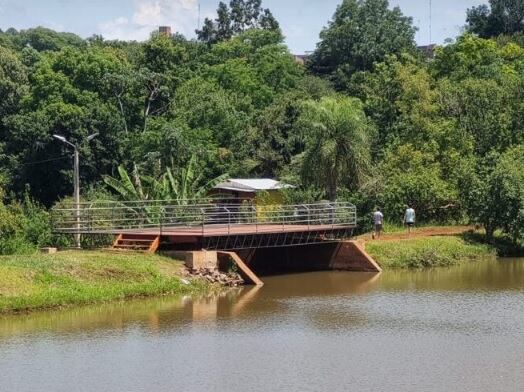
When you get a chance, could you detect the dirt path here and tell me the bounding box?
[357,226,475,243]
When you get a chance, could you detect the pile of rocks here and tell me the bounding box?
[184,268,245,287]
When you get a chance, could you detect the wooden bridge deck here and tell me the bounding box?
[86,223,355,237]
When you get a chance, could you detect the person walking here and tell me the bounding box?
[372,207,384,240]
[404,205,416,235]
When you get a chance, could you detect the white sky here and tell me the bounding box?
[0,0,486,53]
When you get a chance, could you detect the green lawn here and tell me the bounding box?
[366,236,496,269]
[0,251,206,314]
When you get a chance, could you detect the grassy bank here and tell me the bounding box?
[463,232,524,257]
[366,236,496,269]
[0,251,207,314]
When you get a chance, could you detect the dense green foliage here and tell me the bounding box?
[460,146,524,241]
[309,0,417,86]
[196,0,280,44]
[0,188,51,254]
[466,0,524,38]
[0,0,522,253]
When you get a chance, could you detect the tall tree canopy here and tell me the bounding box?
[0,27,85,51]
[0,0,523,246]
[466,0,524,38]
[309,0,417,87]
[196,0,280,44]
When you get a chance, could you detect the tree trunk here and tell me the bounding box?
[143,99,151,133]
[485,223,495,242]
[327,171,337,201]
[116,96,128,134]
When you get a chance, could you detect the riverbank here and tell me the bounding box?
[365,235,496,269]
[0,251,209,314]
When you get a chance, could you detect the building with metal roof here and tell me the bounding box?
[212,179,295,202]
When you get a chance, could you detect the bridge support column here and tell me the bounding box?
[217,251,264,286]
[164,250,219,270]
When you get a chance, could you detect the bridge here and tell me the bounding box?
[52,200,381,285]
[52,200,358,251]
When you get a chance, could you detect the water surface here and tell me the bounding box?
[0,258,523,392]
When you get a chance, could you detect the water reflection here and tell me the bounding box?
[0,272,381,340]
[0,259,523,392]
[1,258,522,341]
[380,257,524,291]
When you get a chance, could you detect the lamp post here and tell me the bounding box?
[53,133,98,249]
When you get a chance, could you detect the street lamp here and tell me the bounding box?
[53,133,98,249]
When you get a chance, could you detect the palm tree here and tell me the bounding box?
[299,96,373,200]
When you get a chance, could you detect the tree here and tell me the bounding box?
[2,47,127,204]
[0,46,28,118]
[438,77,521,156]
[0,46,28,183]
[196,0,280,44]
[373,145,460,223]
[297,96,373,200]
[433,35,524,156]
[309,0,417,87]
[432,34,524,80]
[466,0,524,38]
[245,93,304,177]
[460,145,524,241]
[174,77,247,147]
[1,26,85,51]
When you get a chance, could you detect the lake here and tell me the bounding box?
[0,258,523,392]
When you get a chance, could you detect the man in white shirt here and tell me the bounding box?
[404,205,416,235]
[372,207,384,239]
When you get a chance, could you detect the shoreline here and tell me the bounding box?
[0,228,509,314]
[365,235,496,269]
[0,251,213,315]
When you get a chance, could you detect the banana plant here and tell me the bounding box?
[103,156,228,226]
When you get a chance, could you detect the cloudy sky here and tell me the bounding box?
[0,0,485,53]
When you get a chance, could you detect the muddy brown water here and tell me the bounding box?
[0,258,523,392]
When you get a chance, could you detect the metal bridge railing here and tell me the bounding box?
[51,201,357,235]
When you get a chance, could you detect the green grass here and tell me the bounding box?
[366,236,496,269]
[0,251,208,314]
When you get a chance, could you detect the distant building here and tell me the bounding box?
[418,44,437,59]
[212,179,294,203]
[159,26,172,37]
[293,54,310,65]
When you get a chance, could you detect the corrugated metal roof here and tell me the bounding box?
[214,179,294,192]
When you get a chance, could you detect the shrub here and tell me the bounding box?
[0,190,52,255]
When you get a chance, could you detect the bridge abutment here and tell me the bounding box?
[237,240,381,276]
[163,240,380,286]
